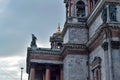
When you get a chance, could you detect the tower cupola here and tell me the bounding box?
[64,0,89,24]
[50,24,63,49]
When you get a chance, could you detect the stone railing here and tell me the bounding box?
[27,47,61,56]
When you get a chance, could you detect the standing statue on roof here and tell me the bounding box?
[109,4,117,22]
[31,34,37,47]
[101,8,107,23]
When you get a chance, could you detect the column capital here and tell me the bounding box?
[111,41,120,49]
[101,42,108,51]
[31,63,37,68]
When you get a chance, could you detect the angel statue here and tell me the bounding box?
[31,34,37,47]
[109,4,117,22]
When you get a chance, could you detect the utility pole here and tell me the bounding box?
[21,67,24,80]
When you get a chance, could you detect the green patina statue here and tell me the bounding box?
[109,4,117,22]
[31,34,37,47]
[101,8,107,23]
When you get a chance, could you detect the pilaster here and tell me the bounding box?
[30,63,36,80]
[60,65,63,80]
[101,40,120,80]
[45,65,51,80]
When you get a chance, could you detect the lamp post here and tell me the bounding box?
[21,67,24,80]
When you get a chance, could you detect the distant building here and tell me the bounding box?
[26,0,120,80]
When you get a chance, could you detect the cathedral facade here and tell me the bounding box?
[26,0,120,80]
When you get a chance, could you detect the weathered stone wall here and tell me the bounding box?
[63,29,69,44]
[69,28,88,44]
[116,6,120,22]
[89,13,103,38]
[63,55,88,80]
[63,27,88,44]
[89,46,106,80]
[112,49,120,80]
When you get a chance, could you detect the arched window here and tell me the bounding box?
[76,1,85,17]
[91,57,102,80]
[57,42,63,49]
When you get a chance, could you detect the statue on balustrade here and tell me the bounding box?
[31,34,37,47]
[101,8,107,23]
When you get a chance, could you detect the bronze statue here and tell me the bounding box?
[31,34,37,47]
[101,8,107,23]
[109,4,117,21]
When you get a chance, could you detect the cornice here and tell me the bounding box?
[27,47,61,56]
[62,22,88,37]
[61,43,87,54]
[63,43,87,49]
[30,59,63,65]
[87,24,120,47]
[105,0,120,4]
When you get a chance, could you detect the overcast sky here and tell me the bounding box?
[0,0,65,80]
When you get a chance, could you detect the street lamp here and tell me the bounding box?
[20,67,24,80]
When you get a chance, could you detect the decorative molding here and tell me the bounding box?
[106,0,120,5]
[62,22,88,37]
[91,57,102,70]
[31,54,62,61]
[111,41,120,49]
[61,44,87,54]
[63,44,87,49]
[61,44,88,58]
[28,47,61,56]
[30,59,63,64]
[101,42,109,51]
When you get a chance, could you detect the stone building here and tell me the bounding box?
[26,0,120,80]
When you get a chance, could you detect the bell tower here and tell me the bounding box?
[62,0,89,80]
[63,0,89,45]
[65,0,89,24]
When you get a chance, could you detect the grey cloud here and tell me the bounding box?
[0,0,65,57]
